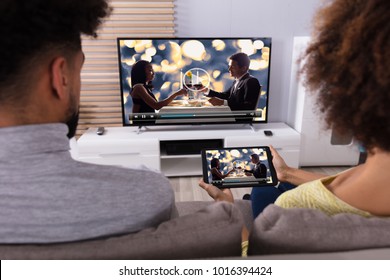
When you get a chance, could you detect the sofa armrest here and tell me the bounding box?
[249,205,390,255]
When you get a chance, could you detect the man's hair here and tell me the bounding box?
[0,0,111,103]
[302,0,390,152]
[229,52,250,68]
[250,154,259,161]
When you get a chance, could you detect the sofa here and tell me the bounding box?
[1,200,390,259]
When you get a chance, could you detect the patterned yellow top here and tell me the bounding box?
[275,174,372,217]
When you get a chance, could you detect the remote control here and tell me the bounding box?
[96,127,105,135]
[264,130,273,136]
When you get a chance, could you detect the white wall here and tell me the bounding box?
[175,0,321,123]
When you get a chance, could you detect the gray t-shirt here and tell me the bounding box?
[0,123,175,243]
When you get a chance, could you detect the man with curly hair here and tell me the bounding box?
[0,0,176,243]
[200,0,390,218]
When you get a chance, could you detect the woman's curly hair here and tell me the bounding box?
[302,0,390,152]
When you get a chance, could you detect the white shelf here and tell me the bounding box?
[160,154,201,159]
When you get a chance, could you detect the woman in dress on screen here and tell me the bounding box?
[130,60,187,113]
[210,158,235,181]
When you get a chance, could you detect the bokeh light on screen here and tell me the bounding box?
[212,70,221,79]
[140,54,152,62]
[230,149,241,158]
[145,47,157,57]
[237,39,256,56]
[212,39,226,51]
[167,42,182,63]
[254,40,265,49]
[161,81,170,91]
[250,59,269,71]
[182,40,206,61]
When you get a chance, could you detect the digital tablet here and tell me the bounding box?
[201,146,278,188]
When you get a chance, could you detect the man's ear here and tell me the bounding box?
[50,56,69,100]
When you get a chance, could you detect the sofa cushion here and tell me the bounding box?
[249,205,390,255]
[0,202,243,260]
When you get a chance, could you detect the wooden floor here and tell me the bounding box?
[169,166,351,202]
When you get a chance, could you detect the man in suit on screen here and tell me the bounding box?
[206,52,261,111]
[245,153,267,179]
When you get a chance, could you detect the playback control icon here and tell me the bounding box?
[130,113,157,121]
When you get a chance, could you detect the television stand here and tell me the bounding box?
[136,125,149,134]
[76,122,301,177]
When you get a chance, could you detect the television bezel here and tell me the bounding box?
[116,37,272,127]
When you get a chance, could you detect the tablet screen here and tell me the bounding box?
[201,146,278,188]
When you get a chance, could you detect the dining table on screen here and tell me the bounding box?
[156,99,236,124]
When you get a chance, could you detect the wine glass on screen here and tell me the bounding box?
[183,68,211,103]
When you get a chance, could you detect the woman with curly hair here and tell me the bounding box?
[200,0,390,218]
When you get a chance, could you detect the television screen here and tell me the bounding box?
[117,37,272,126]
[201,146,278,188]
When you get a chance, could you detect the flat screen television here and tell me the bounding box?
[117,37,272,127]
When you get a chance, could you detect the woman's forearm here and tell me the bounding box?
[280,166,327,186]
[155,91,181,109]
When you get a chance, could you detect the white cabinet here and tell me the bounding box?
[77,131,160,171]
[76,123,300,176]
[287,37,360,166]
